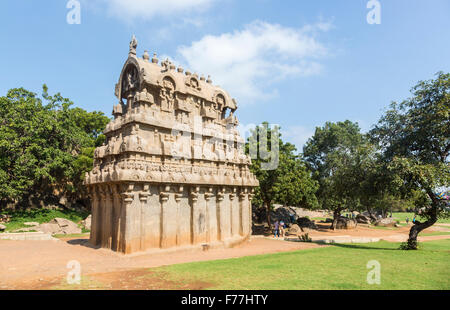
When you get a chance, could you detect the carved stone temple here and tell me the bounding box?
[85,36,259,254]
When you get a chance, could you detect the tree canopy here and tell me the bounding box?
[0,86,110,207]
[303,120,371,228]
[247,123,318,226]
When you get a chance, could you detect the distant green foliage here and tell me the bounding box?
[0,86,110,206]
[2,208,89,231]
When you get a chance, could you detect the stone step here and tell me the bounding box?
[0,232,57,241]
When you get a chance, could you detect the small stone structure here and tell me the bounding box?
[85,36,258,254]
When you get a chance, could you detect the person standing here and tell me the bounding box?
[279,220,285,238]
[274,220,280,238]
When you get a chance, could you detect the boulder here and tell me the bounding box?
[0,224,6,231]
[81,215,91,231]
[375,217,397,227]
[38,223,61,234]
[335,217,357,230]
[356,214,371,224]
[49,218,81,234]
[0,214,11,223]
[271,206,298,224]
[38,218,81,235]
[287,224,302,235]
[296,217,317,230]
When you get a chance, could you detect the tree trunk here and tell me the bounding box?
[265,201,272,228]
[406,206,437,250]
[330,209,341,230]
[367,207,377,223]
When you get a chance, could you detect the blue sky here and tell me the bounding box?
[1,0,449,151]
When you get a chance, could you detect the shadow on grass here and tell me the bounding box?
[324,242,401,251]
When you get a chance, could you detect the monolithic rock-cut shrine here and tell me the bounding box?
[85,36,259,254]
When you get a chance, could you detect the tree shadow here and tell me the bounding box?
[326,242,400,251]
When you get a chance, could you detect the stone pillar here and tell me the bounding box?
[230,187,239,237]
[189,186,199,245]
[248,189,255,237]
[102,184,114,249]
[142,184,161,249]
[191,186,206,244]
[98,186,107,248]
[205,187,217,243]
[89,185,100,246]
[111,184,122,252]
[139,183,150,251]
[240,188,249,237]
[160,185,177,249]
[175,186,190,246]
[120,183,135,254]
[218,187,231,240]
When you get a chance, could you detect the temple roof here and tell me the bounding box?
[115,37,238,111]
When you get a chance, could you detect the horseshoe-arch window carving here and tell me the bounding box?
[121,64,139,99]
[216,94,229,119]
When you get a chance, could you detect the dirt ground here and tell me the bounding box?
[0,235,322,290]
[1,223,449,290]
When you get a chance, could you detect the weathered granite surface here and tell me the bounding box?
[85,36,258,254]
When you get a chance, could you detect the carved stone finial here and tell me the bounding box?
[177,66,184,73]
[143,50,150,61]
[161,58,170,71]
[206,75,212,84]
[200,75,206,81]
[129,35,138,56]
[151,53,158,64]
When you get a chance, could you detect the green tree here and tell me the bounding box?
[0,86,110,207]
[371,72,450,249]
[303,121,369,229]
[247,123,318,227]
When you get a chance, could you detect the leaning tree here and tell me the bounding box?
[371,72,450,249]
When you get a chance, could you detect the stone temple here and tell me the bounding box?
[85,36,259,254]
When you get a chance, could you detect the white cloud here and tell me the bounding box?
[175,20,331,104]
[281,125,314,152]
[96,0,215,21]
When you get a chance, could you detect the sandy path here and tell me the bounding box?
[0,237,322,289]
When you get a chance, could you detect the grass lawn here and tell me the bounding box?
[421,231,450,236]
[149,240,450,290]
[53,232,90,239]
[392,212,450,224]
[0,208,89,232]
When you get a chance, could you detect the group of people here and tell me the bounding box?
[273,220,286,238]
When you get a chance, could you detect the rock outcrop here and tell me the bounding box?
[335,217,357,230]
[374,217,397,227]
[355,214,371,224]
